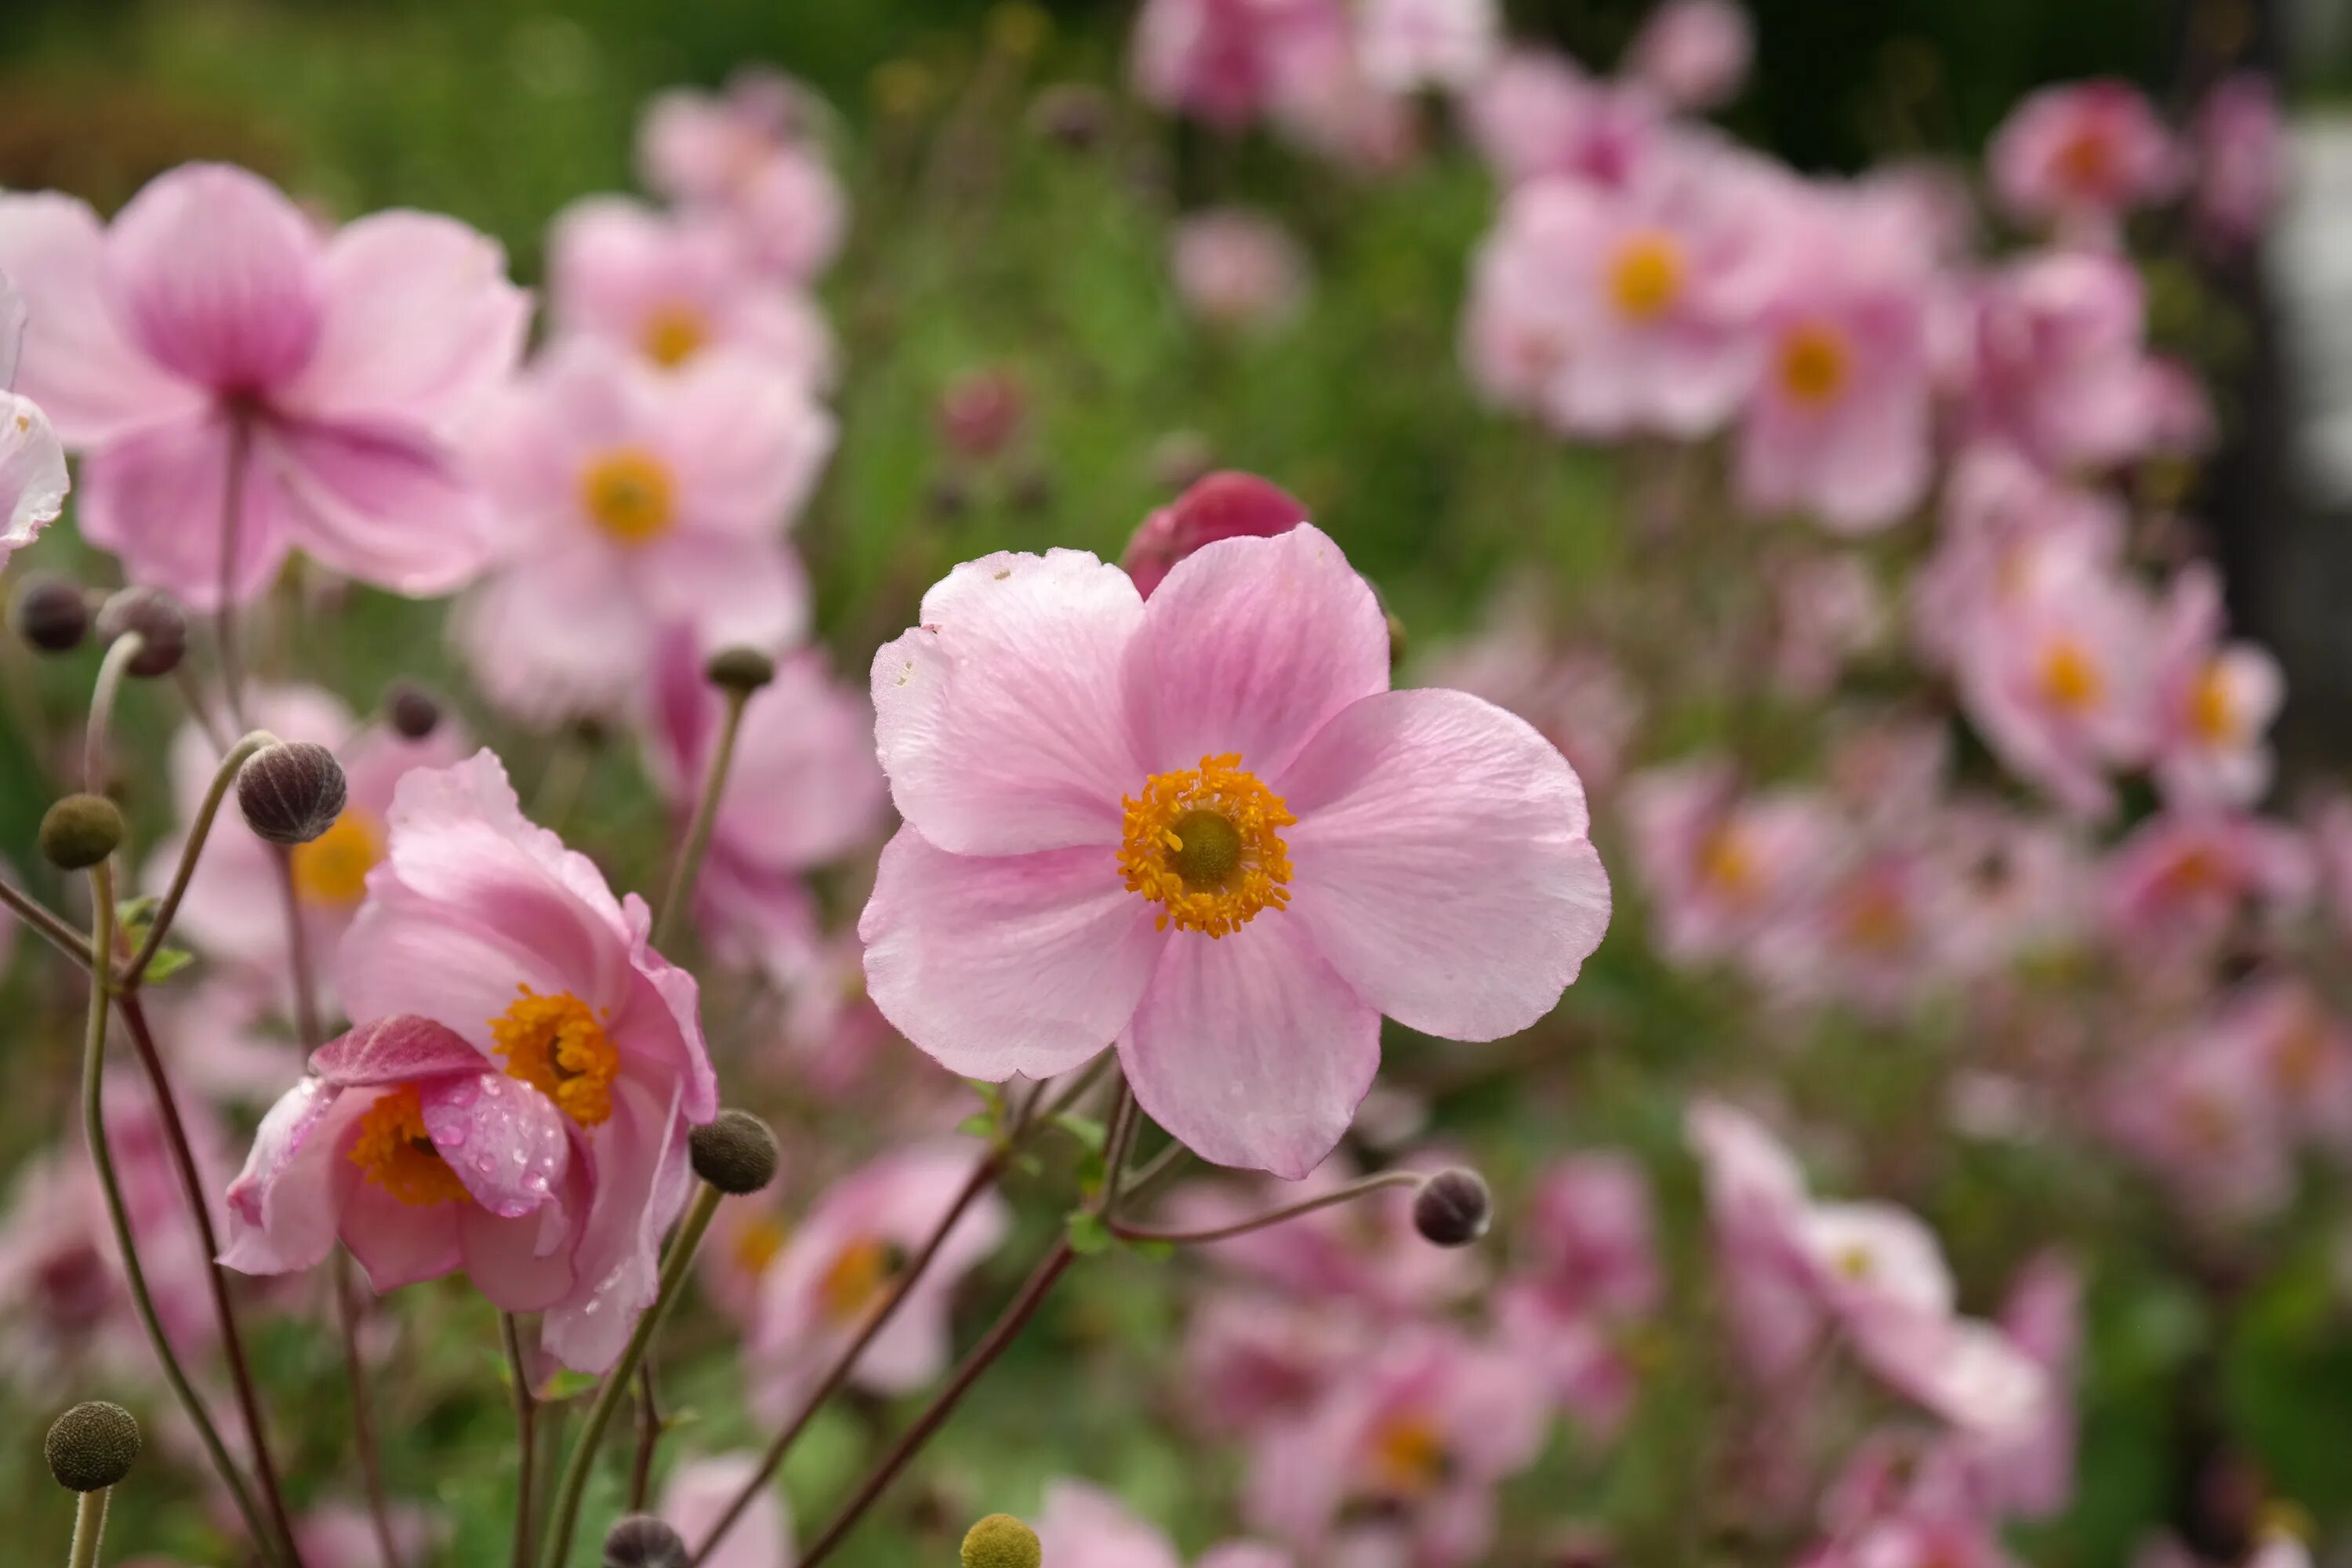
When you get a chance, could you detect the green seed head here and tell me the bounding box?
[960,1513,1042,1568]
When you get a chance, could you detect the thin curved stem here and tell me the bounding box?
[78,863,283,1566]
[0,875,93,971]
[66,1488,110,1568]
[83,632,145,792]
[540,1181,724,1568]
[684,1062,1114,1566]
[651,684,753,954]
[503,1313,539,1568]
[117,995,301,1564]
[1106,1170,1427,1246]
[627,1362,661,1512]
[270,848,325,1054]
[216,416,253,733]
[336,1254,401,1568]
[124,730,274,989]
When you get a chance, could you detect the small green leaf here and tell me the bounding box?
[1054,1112,1105,1152]
[114,895,159,926]
[1126,1238,1175,1263]
[955,1112,995,1139]
[137,948,196,985]
[1065,1210,1111,1255]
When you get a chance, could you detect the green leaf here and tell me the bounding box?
[955,1111,995,1139]
[136,947,196,986]
[1126,1238,1175,1263]
[114,895,158,926]
[1054,1112,1105,1152]
[1065,1210,1111,1256]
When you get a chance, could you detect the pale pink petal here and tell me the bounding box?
[1850,1310,2048,1436]
[0,192,206,443]
[341,1179,465,1292]
[78,411,293,607]
[105,163,324,392]
[1120,917,1380,1178]
[336,900,573,1058]
[265,417,492,597]
[220,1077,361,1274]
[858,826,1166,1080]
[871,548,1147,854]
[1125,524,1389,779]
[458,546,653,723]
[663,1454,793,1568]
[541,1076,687,1373]
[312,1015,488,1086]
[418,1072,571,1219]
[0,392,68,557]
[637,532,812,657]
[460,1203,578,1312]
[281,211,528,428]
[657,348,835,532]
[1279,688,1610,1040]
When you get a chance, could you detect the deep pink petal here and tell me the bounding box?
[281,210,527,429]
[264,416,492,596]
[419,1072,572,1219]
[1279,688,1612,1040]
[460,1204,579,1312]
[341,1179,465,1292]
[871,549,1146,855]
[105,164,324,393]
[1125,524,1391,779]
[1120,917,1380,1178]
[312,1015,488,1086]
[78,411,293,608]
[858,826,1166,1081]
[0,191,205,443]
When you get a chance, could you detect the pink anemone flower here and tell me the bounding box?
[1462,50,1665,191]
[1624,0,1754,112]
[637,72,846,285]
[459,338,831,722]
[661,1453,791,1568]
[0,268,67,567]
[2147,563,2283,808]
[1131,0,1352,132]
[1989,81,2181,239]
[749,1146,1010,1417]
[858,524,1611,1178]
[220,751,717,1371]
[1038,1478,1293,1568]
[1961,250,2163,473]
[546,196,833,387]
[1171,209,1312,332]
[0,162,526,607]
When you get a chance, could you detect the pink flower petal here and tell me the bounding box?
[312,1015,488,1086]
[281,210,527,430]
[1125,523,1390,779]
[220,1076,362,1275]
[1120,916,1380,1178]
[0,191,206,444]
[656,348,835,533]
[0,391,68,557]
[418,1072,571,1219]
[541,1076,688,1374]
[663,1454,793,1568]
[1279,688,1611,1040]
[106,163,325,394]
[79,410,293,608]
[871,548,1147,855]
[265,416,492,597]
[859,826,1167,1080]
[342,1178,465,1292]
[460,1203,579,1313]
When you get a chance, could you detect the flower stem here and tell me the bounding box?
[0,874,93,971]
[650,684,753,954]
[122,730,274,990]
[1106,1170,1425,1245]
[216,416,253,732]
[503,1313,539,1568]
[83,631,145,792]
[626,1363,661,1512]
[540,1181,726,1568]
[683,1062,1110,1566]
[117,994,302,1565]
[336,1252,401,1568]
[78,862,285,1567]
[65,1487,109,1568]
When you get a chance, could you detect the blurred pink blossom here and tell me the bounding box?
[1463,51,1665,190]
[662,1452,791,1568]
[2098,808,2311,958]
[1038,1479,1294,1568]
[1123,469,1312,598]
[1961,249,2165,473]
[2149,563,2283,808]
[1624,758,1831,964]
[638,71,846,283]
[1357,0,1499,93]
[1624,0,1754,112]
[2190,72,2285,250]
[1132,0,1352,131]
[1988,81,2181,239]
[1171,209,1311,331]
[0,163,526,606]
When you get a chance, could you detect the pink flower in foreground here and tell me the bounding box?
[1687,1101,2046,1432]
[459,339,829,721]
[223,751,717,1371]
[1247,1328,1549,1567]
[2148,564,2283,808]
[859,525,1611,1177]
[1356,0,1499,93]
[637,71,846,284]
[661,1453,791,1568]
[646,633,887,982]
[145,683,463,1000]
[1123,470,1312,598]
[0,163,526,607]
[750,1147,1009,1417]
[1040,1479,1293,1568]
[1171,209,1310,332]
[1989,81,2181,238]
[1624,0,1754,111]
[547,196,833,386]
[2190,73,2285,250]
[0,270,66,568]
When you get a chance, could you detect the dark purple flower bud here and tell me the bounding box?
[94,587,187,677]
[9,572,90,653]
[1412,1168,1493,1247]
[237,741,349,847]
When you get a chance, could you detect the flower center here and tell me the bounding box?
[579,447,677,545]
[1363,1411,1450,1501]
[818,1235,906,1323]
[347,1085,470,1208]
[1775,321,1851,406]
[490,985,620,1127]
[640,304,710,368]
[732,1217,787,1277]
[2037,638,2103,712]
[289,808,383,908]
[2188,662,2238,743]
[2055,127,2118,195]
[1697,824,1758,902]
[1607,230,1685,321]
[1835,1242,1877,1279]
[1839,879,1911,953]
[1119,754,1296,938]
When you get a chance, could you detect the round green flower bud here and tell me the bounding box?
[960,1512,1042,1568]
[688,1109,781,1196]
[39,794,125,871]
[237,741,350,847]
[705,646,775,694]
[602,1514,688,1568]
[44,1400,140,1492]
[1412,1167,1493,1248]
